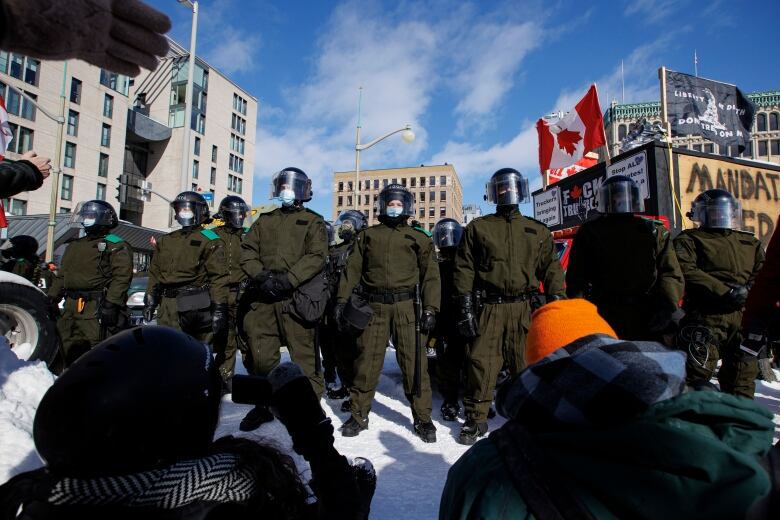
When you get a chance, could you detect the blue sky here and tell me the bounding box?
[148,0,780,218]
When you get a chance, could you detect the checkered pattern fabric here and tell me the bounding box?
[497,334,687,427]
[48,453,256,509]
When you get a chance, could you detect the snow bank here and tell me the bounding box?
[0,337,55,483]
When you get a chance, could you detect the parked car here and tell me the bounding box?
[127,276,150,325]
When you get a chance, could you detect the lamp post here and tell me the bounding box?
[353,88,415,212]
[177,0,199,193]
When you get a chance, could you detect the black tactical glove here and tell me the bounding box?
[456,294,479,338]
[256,270,277,298]
[723,284,749,311]
[271,271,294,295]
[333,302,346,331]
[648,299,677,334]
[142,292,157,322]
[212,303,229,336]
[420,310,436,334]
[99,300,120,327]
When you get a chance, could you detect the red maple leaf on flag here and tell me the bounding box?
[570,184,582,200]
[557,129,582,155]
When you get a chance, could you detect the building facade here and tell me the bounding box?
[332,164,464,230]
[461,203,482,225]
[1,39,256,234]
[604,91,780,161]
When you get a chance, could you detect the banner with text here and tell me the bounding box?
[606,150,649,200]
[533,187,562,227]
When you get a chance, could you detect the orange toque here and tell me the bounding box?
[524,298,617,366]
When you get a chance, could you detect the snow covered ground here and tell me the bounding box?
[1,341,779,519]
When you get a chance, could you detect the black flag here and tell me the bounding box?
[664,69,755,153]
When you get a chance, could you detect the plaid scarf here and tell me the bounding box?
[497,334,687,428]
[47,453,256,509]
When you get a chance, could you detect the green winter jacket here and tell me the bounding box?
[440,391,774,520]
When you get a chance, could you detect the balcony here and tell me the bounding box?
[126,108,172,143]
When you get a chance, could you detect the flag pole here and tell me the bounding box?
[595,83,612,166]
[659,66,684,229]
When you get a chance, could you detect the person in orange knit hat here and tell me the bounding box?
[524,298,617,366]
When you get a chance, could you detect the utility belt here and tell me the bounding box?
[360,288,415,304]
[159,283,210,298]
[481,291,535,305]
[64,289,103,301]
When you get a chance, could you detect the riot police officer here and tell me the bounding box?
[144,192,229,344]
[239,167,328,431]
[321,209,367,403]
[48,201,133,365]
[454,168,565,445]
[566,175,684,341]
[1,235,41,284]
[335,184,440,442]
[674,189,765,398]
[211,195,250,391]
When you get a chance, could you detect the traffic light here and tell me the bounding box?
[116,174,129,204]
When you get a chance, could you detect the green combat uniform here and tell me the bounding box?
[49,234,133,364]
[337,220,441,427]
[454,208,564,423]
[566,214,685,341]
[146,227,229,343]
[433,249,465,408]
[1,256,40,284]
[212,225,248,382]
[674,228,765,397]
[240,207,328,396]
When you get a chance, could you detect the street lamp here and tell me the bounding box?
[177,0,199,193]
[353,90,415,212]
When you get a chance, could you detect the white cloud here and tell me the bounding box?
[196,0,262,76]
[624,0,682,24]
[206,33,261,75]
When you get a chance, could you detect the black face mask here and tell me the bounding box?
[497,204,518,216]
[339,229,354,242]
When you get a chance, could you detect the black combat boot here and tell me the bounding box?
[414,420,437,443]
[340,397,352,413]
[457,420,488,445]
[340,416,368,437]
[239,405,274,432]
[326,382,349,400]
[440,401,460,421]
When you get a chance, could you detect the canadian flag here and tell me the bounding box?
[546,153,599,186]
[536,84,606,172]
[0,95,13,228]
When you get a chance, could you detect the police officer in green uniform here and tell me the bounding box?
[566,175,684,341]
[211,195,250,392]
[431,218,466,421]
[239,167,328,431]
[454,168,564,445]
[674,189,765,398]
[322,209,367,402]
[335,184,441,442]
[144,192,229,345]
[1,235,41,284]
[48,201,133,365]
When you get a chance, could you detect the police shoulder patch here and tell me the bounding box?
[413,225,432,237]
[104,234,123,243]
[200,229,220,241]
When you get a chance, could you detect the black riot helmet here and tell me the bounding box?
[597,175,644,214]
[172,191,210,227]
[689,189,742,229]
[216,195,250,229]
[433,218,463,249]
[1,235,39,259]
[33,326,222,478]
[484,168,530,206]
[70,200,119,234]
[377,184,415,218]
[270,167,313,203]
[336,209,368,241]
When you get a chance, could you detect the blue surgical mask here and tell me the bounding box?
[386,207,403,218]
[279,189,296,206]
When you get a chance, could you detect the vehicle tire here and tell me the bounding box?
[1,278,60,367]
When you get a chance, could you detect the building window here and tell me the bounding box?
[757,113,767,132]
[401,178,407,187]
[337,196,343,206]
[67,110,79,136]
[64,142,77,168]
[192,183,198,191]
[420,192,425,202]
[742,141,753,158]
[192,160,199,179]
[374,179,379,189]
[227,174,243,194]
[364,179,370,190]
[420,176,426,187]
[96,183,106,201]
[101,123,111,147]
[440,207,446,217]
[20,92,36,121]
[11,124,34,153]
[231,113,246,135]
[772,140,780,156]
[410,177,416,187]
[429,176,436,186]
[103,94,114,118]
[70,78,82,104]
[5,88,20,115]
[758,140,768,156]
[210,167,216,185]
[233,93,248,115]
[419,207,424,218]
[429,207,435,217]
[771,113,779,131]
[99,69,129,95]
[391,178,397,185]
[363,194,369,205]
[1,198,27,216]
[61,174,73,200]
[692,144,702,152]
[59,207,70,214]
[347,181,353,191]
[703,143,714,153]
[229,154,244,174]
[209,189,215,207]
[194,136,201,156]
[440,190,446,201]
[430,191,435,202]
[440,175,446,186]
[8,54,39,85]
[211,145,217,163]
[338,181,344,192]
[193,113,206,134]
[346,196,353,206]
[98,153,109,177]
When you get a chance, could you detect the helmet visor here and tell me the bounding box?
[378,188,414,217]
[485,172,529,205]
[433,220,463,248]
[70,201,114,228]
[173,200,202,227]
[597,179,644,214]
[270,169,312,202]
[692,198,742,229]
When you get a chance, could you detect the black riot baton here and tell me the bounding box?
[413,283,422,398]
